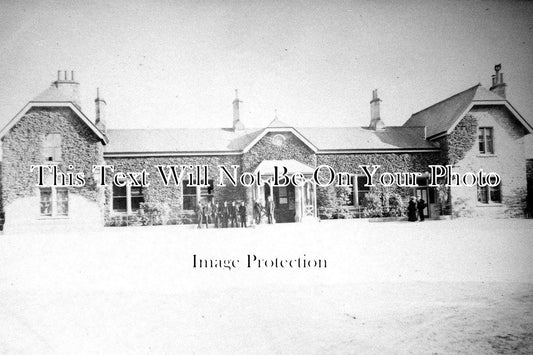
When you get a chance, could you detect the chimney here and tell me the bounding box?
[95,88,106,132]
[232,89,245,131]
[489,64,506,98]
[50,69,81,107]
[369,89,384,130]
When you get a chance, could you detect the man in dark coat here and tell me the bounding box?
[222,201,229,228]
[214,202,221,228]
[229,201,238,228]
[407,197,417,222]
[239,202,247,228]
[417,197,426,221]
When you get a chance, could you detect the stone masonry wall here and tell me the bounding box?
[103,155,243,224]
[446,106,528,217]
[1,107,105,232]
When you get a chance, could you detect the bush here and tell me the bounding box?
[363,185,406,218]
[138,202,171,226]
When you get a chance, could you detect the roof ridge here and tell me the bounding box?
[409,83,480,117]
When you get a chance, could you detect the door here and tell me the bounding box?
[415,188,429,218]
[265,184,295,223]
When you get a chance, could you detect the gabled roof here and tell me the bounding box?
[32,80,82,108]
[404,84,533,139]
[104,124,437,157]
[0,102,108,144]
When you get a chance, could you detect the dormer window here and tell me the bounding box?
[43,133,62,162]
[478,127,494,154]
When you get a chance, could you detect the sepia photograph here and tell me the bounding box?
[0,0,532,353]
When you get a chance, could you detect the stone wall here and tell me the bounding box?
[446,106,528,217]
[103,155,243,224]
[1,107,105,233]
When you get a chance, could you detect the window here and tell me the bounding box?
[477,183,501,204]
[112,183,145,213]
[43,133,62,162]
[40,187,68,217]
[183,179,214,210]
[130,186,144,211]
[355,176,371,207]
[182,183,197,211]
[478,127,494,154]
[112,184,127,212]
[199,179,214,204]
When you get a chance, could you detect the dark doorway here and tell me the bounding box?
[264,183,295,223]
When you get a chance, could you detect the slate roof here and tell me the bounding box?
[403,84,505,138]
[104,125,437,155]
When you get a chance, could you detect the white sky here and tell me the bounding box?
[0,0,532,130]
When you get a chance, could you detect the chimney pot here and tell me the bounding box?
[489,64,506,99]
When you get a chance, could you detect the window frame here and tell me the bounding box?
[111,181,145,214]
[40,187,69,217]
[478,127,494,155]
[477,182,502,205]
[42,133,62,163]
[182,179,215,211]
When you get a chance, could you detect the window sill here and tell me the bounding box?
[38,216,70,220]
[476,203,503,207]
[476,154,497,158]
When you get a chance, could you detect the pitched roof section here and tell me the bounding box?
[297,126,436,151]
[403,84,508,138]
[32,80,82,108]
[0,102,108,144]
[105,128,263,155]
[104,125,437,156]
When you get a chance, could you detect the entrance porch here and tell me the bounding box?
[250,160,318,223]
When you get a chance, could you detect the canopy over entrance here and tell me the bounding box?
[251,159,317,223]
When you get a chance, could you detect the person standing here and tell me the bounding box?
[407,197,417,222]
[214,201,221,228]
[202,201,211,228]
[196,202,204,228]
[229,201,238,228]
[222,201,230,228]
[239,202,247,228]
[253,201,262,225]
[417,197,426,221]
[266,195,275,224]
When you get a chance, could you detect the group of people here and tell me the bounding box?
[196,196,277,229]
[196,200,248,228]
[252,196,275,225]
[407,196,426,222]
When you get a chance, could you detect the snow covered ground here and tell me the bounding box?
[0,218,532,354]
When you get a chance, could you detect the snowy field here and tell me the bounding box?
[0,218,532,354]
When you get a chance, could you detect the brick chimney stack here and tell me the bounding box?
[232,89,245,131]
[489,64,506,99]
[369,89,384,130]
[95,88,106,132]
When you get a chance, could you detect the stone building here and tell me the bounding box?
[0,66,531,232]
